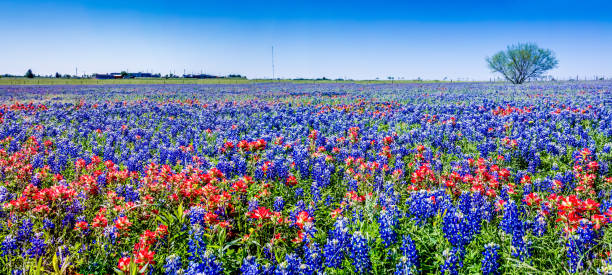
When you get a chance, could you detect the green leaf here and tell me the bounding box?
[52,253,60,274]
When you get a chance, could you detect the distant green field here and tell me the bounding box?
[0,77,451,85]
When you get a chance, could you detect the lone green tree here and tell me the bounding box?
[25,69,34,78]
[486,43,558,84]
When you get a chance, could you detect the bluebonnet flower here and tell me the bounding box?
[241,256,260,275]
[294,200,306,213]
[499,186,510,202]
[304,243,323,274]
[310,181,322,203]
[325,195,334,206]
[164,255,182,275]
[16,219,33,242]
[532,213,547,237]
[274,253,301,274]
[481,243,500,275]
[443,195,485,253]
[406,189,452,226]
[378,209,398,247]
[601,191,612,214]
[274,196,285,212]
[510,220,531,262]
[323,237,345,269]
[380,183,400,209]
[116,184,140,202]
[67,198,85,215]
[0,186,10,203]
[603,143,612,154]
[567,222,598,273]
[295,187,304,199]
[567,236,581,273]
[349,231,371,274]
[103,225,118,244]
[500,200,520,235]
[185,250,224,274]
[260,262,274,274]
[43,218,55,232]
[440,248,461,275]
[263,244,275,263]
[347,179,359,192]
[395,235,419,275]
[254,162,265,180]
[351,208,364,224]
[323,217,350,269]
[303,223,318,244]
[189,206,205,226]
[216,159,234,178]
[187,227,207,262]
[31,154,44,170]
[406,191,436,225]
[1,235,18,256]
[97,174,107,188]
[27,233,47,258]
[499,201,531,261]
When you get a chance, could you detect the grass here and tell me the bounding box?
[0,77,456,86]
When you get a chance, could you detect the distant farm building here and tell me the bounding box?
[128,72,161,78]
[183,74,220,79]
[94,72,161,79]
[93,74,113,79]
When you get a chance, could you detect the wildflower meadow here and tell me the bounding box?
[0,82,611,274]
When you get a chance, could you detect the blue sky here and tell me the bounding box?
[1,0,611,80]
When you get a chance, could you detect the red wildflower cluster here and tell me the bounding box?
[492,105,532,116]
[236,139,267,152]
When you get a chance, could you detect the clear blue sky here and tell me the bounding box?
[1,0,611,80]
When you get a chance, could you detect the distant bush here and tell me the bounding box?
[25,69,34,78]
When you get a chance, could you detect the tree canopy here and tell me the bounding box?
[25,69,34,78]
[486,43,558,84]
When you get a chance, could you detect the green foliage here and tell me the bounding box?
[25,69,35,78]
[486,43,558,84]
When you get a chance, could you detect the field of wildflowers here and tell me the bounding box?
[0,82,611,274]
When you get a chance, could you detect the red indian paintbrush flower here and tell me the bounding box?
[295,211,313,229]
[248,207,273,220]
[117,257,131,272]
[115,216,132,231]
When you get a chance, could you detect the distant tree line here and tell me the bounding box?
[3,65,610,82]
[0,70,75,79]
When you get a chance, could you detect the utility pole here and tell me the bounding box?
[75,67,78,77]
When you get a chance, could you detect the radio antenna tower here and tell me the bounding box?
[271,46,275,80]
